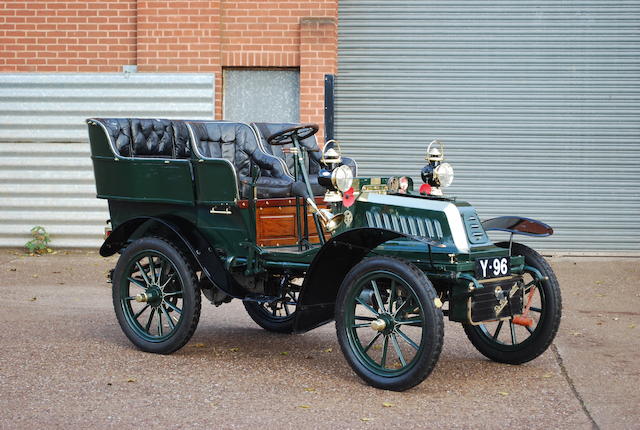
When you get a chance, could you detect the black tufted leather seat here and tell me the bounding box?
[98,118,191,159]
[251,122,358,196]
[186,121,297,199]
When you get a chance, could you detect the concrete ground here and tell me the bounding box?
[0,249,638,429]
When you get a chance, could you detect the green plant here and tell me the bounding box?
[25,226,52,255]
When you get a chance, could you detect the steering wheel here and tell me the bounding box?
[267,124,319,146]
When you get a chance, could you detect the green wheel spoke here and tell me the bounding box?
[390,334,407,367]
[127,277,146,290]
[393,298,411,318]
[510,320,517,345]
[371,280,386,313]
[356,297,380,317]
[161,305,175,330]
[148,256,157,284]
[395,318,423,326]
[135,262,152,286]
[395,328,419,350]
[157,311,163,336]
[380,336,389,368]
[163,290,182,298]
[525,324,534,334]
[352,322,371,328]
[354,316,376,321]
[363,332,382,353]
[163,300,182,314]
[529,306,542,313]
[133,304,150,320]
[144,308,155,332]
[160,273,176,289]
[158,259,167,285]
[492,320,504,340]
[124,296,136,301]
[283,303,291,316]
[388,281,397,313]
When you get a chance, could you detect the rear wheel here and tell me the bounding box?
[335,257,444,391]
[243,276,301,333]
[463,242,561,364]
[112,237,201,354]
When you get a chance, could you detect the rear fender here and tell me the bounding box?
[293,227,440,333]
[101,216,245,298]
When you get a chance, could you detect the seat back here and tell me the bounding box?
[97,118,191,159]
[187,121,260,179]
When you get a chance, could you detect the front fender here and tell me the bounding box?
[481,216,553,237]
[293,227,441,333]
[100,216,245,298]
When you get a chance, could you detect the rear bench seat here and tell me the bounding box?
[97,118,191,159]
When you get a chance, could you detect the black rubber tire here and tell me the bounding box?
[335,256,444,391]
[112,237,201,354]
[463,242,562,364]
[243,300,296,334]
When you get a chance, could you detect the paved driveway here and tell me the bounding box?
[1,250,638,429]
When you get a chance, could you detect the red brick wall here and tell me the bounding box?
[0,0,136,72]
[1,0,337,139]
[137,0,221,72]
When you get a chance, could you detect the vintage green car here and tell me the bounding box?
[87,118,561,391]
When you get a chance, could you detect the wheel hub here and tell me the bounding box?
[370,314,396,334]
[135,287,162,307]
[370,318,387,332]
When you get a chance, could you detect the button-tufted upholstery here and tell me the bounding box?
[186,121,297,199]
[97,118,191,159]
[251,122,358,196]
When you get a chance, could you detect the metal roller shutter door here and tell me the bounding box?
[336,1,640,252]
[0,73,214,248]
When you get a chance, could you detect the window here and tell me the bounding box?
[223,69,300,123]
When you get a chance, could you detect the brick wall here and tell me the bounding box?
[0,0,136,72]
[1,0,337,139]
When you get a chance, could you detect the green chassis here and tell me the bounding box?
[100,184,528,331]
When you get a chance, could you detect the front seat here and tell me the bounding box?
[187,121,297,199]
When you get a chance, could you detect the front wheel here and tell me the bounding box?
[112,237,201,354]
[463,242,562,364]
[335,257,444,391]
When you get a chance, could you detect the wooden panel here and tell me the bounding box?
[254,197,328,247]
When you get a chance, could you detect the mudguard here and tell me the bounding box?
[481,216,553,237]
[293,227,442,333]
[100,216,245,298]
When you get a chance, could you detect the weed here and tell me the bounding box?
[25,226,52,255]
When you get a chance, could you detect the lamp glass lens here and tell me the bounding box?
[435,163,454,187]
[332,165,354,192]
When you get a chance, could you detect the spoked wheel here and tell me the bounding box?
[336,257,444,391]
[463,242,562,364]
[243,277,301,333]
[112,237,201,354]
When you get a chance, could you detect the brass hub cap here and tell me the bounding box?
[135,287,162,307]
[370,318,387,332]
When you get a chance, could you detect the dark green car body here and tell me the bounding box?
[88,118,560,391]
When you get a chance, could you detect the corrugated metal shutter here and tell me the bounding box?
[336,1,640,252]
[0,73,214,248]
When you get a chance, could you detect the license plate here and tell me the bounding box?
[475,256,511,280]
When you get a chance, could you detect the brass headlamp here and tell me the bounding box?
[421,139,454,195]
[318,140,353,202]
